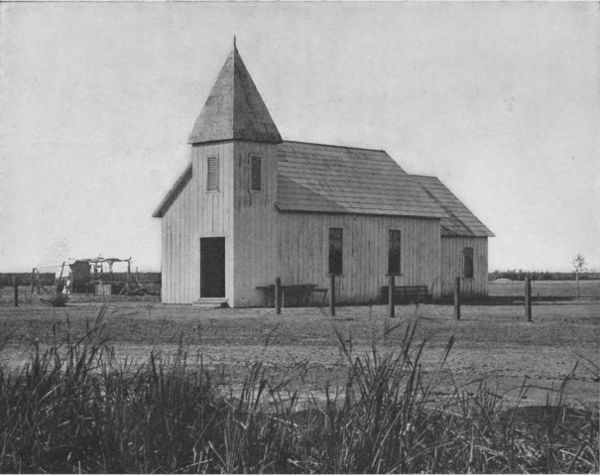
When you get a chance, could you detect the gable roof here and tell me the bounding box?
[153,142,494,238]
[152,164,192,218]
[276,141,445,219]
[188,45,282,145]
[411,175,495,237]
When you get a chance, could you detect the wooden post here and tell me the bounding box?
[13,275,18,307]
[329,274,336,317]
[275,277,281,315]
[30,268,35,294]
[454,277,461,320]
[388,274,395,318]
[524,276,532,321]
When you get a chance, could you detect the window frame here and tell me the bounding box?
[463,246,474,279]
[206,156,219,192]
[250,156,262,192]
[387,229,402,275]
[328,227,343,275]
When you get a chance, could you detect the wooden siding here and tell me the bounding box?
[232,142,279,307]
[161,142,235,303]
[159,142,488,305]
[161,174,197,303]
[277,213,442,305]
[441,237,488,297]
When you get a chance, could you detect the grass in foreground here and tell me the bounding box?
[0,307,597,473]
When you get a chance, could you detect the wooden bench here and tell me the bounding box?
[312,287,329,306]
[380,285,431,304]
[256,284,322,308]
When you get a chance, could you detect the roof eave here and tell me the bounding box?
[442,232,495,238]
[152,164,193,218]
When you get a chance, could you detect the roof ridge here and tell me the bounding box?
[282,140,386,153]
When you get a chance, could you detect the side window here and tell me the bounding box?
[388,230,401,275]
[463,247,474,278]
[207,156,219,191]
[251,156,261,191]
[328,228,343,275]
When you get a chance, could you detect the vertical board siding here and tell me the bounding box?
[232,142,279,307]
[194,143,236,304]
[277,213,441,305]
[161,142,235,304]
[441,237,488,297]
[160,142,488,306]
[161,174,196,303]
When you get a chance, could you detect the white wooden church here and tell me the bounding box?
[153,43,494,307]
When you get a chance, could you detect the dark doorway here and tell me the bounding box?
[200,237,225,298]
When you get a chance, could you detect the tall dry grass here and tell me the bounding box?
[0,306,597,473]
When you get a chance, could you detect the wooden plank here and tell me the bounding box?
[454,277,461,320]
[278,213,440,305]
[441,237,488,298]
[232,142,279,306]
[524,277,532,321]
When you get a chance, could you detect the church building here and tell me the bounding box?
[153,43,494,307]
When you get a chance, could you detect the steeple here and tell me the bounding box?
[188,43,282,144]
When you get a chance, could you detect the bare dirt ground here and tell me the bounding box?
[0,299,598,409]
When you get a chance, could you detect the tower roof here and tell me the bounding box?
[188,45,282,144]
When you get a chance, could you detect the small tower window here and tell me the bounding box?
[388,230,401,275]
[328,228,343,275]
[463,247,474,278]
[207,156,219,191]
[251,156,261,191]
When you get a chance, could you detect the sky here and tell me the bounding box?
[1,2,598,273]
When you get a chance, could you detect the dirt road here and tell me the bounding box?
[0,301,597,407]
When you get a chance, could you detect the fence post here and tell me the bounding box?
[329,274,336,317]
[524,276,532,321]
[275,277,281,315]
[13,275,18,307]
[454,276,461,320]
[388,274,395,318]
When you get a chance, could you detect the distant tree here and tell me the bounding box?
[572,254,587,300]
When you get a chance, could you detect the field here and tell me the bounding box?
[0,297,598,407]
[489,279,600,299]
[0,285,598,472]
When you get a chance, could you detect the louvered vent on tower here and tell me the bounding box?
[207,156,219,191]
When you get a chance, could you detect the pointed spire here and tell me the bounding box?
[188,44,282,144]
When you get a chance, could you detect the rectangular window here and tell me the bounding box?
[328,228,343,275]
[463,247,474,278]
[207,156,219,191]
[388,230,401,275]
[251,156,261,191]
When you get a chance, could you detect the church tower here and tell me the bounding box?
[186,40,282,306]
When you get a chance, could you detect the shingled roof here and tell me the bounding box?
[188,45,282,144]
[411,175,495,237]
[276,141,445,219]
[156,47,492,235]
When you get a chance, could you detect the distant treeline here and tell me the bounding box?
[83,272,161,284]
[0,273,55,286]
[0,272,161,286]
[489,270,600,281]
